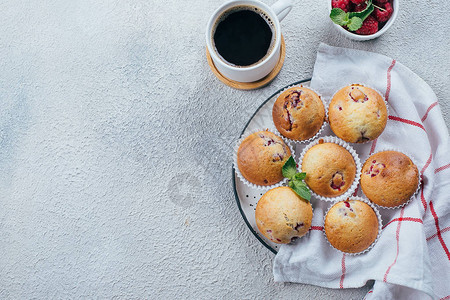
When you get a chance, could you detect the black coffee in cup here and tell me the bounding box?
[213,6,275,67]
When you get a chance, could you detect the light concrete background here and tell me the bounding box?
[0,0,448,299]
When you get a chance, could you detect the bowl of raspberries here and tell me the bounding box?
[329,0,398,40]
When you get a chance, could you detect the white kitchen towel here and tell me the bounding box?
[273,43,450,300]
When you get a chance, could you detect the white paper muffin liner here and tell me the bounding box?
[359,148,422,210]
[322,196,383,255]
[272,84,328,144]
[233,127,296,191]
[256,197,314,245]
[327,83,390,144]
[298,136,361,202]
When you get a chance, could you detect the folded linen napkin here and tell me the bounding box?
[273,43,450,300]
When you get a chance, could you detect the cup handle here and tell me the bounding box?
[271,0,293,22]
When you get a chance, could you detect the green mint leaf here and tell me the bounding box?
[330,8,349,26]
[294,172,306,181]
[282,156,297,179]
[291,180,311,201]
[347,17,363,31]
[348,1,374,21]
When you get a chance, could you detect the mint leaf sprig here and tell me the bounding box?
[330,0,374,31]
[282,156,311,201]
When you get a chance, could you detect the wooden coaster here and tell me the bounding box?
[206,36,286,90]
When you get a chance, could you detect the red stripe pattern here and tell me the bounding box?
[435,163,450,174]
[422,153,433,174]
[429,201,450,261]
[339,254,346,288]
[420,153,433,212]
[384,207,405,282]
[385,60,396,102]
[422,101,439,122]
[427,226,450,241]
[388,115,426,132]
[369,138,378,155]
[352,184,359,196]
[382,217,423,230]
[363,290,373,300]
[310,226,323,231]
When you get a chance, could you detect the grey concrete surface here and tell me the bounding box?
[0,0,448,298]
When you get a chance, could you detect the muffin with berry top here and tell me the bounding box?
[324,199,379,253]
[272,86,326,142]
[237,130,291,186]
[256,186,313,244]
[361,151,419,207]
[301,142,357,198]
[328,84,387,143]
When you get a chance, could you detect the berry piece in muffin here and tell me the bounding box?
[301,142,356,198]
[272,87,326,141]
[329,84,387,143]
[325,199,379,253]
[237,130,291,186]
[361,151,419,207]
[256,187,313,244]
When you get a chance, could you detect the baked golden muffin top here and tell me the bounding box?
[272,87,326,141]
[301,142,356,197]
[361,151,419,208]
[237,130,291,186]
[256,187,313,244]
[324,199,379,253]
[328,84,387,143]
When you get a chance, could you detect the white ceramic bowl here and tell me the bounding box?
[328,0,398,41]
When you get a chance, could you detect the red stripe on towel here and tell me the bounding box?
[384,207,405,281]
[339,254,346,288]
[388,115,426,132]
[310,226,324,231]
[427,226,450,241]
[435,163,450,174]
[385,60,396,102]
[382,217,423,229]
[421,101,438,122]
[429,201,450,261]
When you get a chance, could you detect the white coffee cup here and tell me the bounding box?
[206,0,293,83]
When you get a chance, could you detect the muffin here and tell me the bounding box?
[256,186,313,244]
[237,130,291,186]
[272,87,326,141]
[301,142,356,197]
[361,151,419,208]
[328,84,387,143]
[324,199,379,253]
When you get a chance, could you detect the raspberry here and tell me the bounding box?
[332,0,350,12]
[374,0,389,4]
[375,2,393,23]
[353,2,367,12]
[356,16,379,35]
[350,0,365,5]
